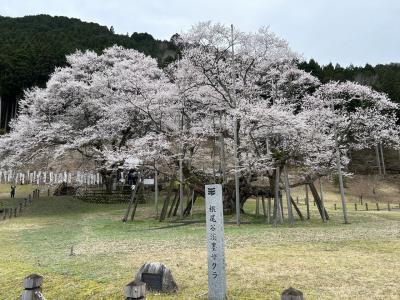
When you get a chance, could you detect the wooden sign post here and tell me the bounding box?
[205,184,226,300]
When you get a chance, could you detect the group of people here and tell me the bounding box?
[127,169,139,186]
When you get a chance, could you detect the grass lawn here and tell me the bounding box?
[0,182,399,299]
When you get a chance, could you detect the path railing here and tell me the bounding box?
[0,188,40,221]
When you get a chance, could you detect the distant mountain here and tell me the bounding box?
[0,14,178,130]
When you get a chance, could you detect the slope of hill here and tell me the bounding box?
[299,59,400,104]
[1,15,399,134]
[0,14,178,130]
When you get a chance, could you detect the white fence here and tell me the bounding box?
[0,170,102,185]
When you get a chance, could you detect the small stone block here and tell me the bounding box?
[124,280,146,299]
[23,274,43,289]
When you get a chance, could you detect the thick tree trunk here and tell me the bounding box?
[159,181,174,221]
[375,144,382,175]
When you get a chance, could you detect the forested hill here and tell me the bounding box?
[1,15,399,132]
[299,59,400,104]
[0,14,178,130]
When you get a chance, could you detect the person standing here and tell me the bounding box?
[10,185,16,198]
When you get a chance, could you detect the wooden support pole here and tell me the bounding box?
[308,182,329,221]
[375,144,382,175]
[231,24,240,227]
[305,185,310,220]
[183,190,197,217]
[14,207,17,217]
[261,195,267,220]
[3,208,7,220]
[366,203,369,211]
[354,203,357,211]
[283,165,294,225]
[172,190,181,217]
[130,182,144,221]
[267,198,271,224]
[387,203,391,211]
[19,203,22,213]
[319,178,327,222]
[376,203,380,211]
[379,143,386,175]
[190,189,194,217]
[290,196,304,221]
[335,128,349,224]
[123,169,144,222]
[255,194,260,216]
[159,181,174,222]
[273,167,283,226]
[360,195,363,205]
[167,192,178,218]
[154,164,159,218]
[334,204,337,210]
[178,154,184,219]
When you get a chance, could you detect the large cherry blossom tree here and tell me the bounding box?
[0,23,399,225]
[0,46,179,189]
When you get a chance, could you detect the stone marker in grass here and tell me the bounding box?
[134,262,177,293]
[281,287,304,300]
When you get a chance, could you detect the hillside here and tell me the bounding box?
[0,14,178,130]
[1,15,399,134]
[299,59,400,104]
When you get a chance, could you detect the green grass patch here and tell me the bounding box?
[0,183,399,299]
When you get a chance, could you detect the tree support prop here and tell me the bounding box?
[308,182,329,221]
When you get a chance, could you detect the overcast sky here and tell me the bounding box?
[1,0,399,66]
